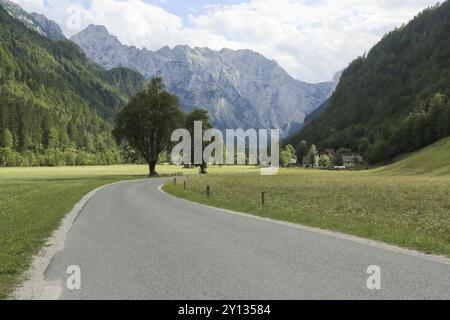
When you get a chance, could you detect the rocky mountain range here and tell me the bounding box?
[0,0,65,40]
[71,25,339,135]
[0,0,339,136]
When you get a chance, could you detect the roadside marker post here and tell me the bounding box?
[184,180,187,190]
[174,178,177,186]
[262,192,266,206]
[207,185,211,198]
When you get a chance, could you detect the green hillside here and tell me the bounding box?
[374,137,450,176]
[0,6,145,166]
[291,1,450,164]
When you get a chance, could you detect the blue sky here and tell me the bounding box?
[75,0,247,24]
[148,0,244,20]
[14,0,440,82]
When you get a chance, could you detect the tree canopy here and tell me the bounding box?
[185,109,213,174]
[114,78,184,176]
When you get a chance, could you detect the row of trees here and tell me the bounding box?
[0,124,122,167]
[280,140,368,168]
[0,148,122,167]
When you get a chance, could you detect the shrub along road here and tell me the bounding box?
[26,178,450,299]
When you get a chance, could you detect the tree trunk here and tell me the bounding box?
[148,163,158,177]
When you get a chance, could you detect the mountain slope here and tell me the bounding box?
[292,1,450,163]
[0,5,145,164]
[0,0,65,40]
[71,25,337,135]
[374,137,450,176]
[303,98,330,126]
[29,12,65,40]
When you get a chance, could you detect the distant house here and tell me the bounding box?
[324,149,336,157]
[289,157,298,166]
[302,153,319,168]
[319,149,336,159]
[342,155,364,168]
[302,156,311,167]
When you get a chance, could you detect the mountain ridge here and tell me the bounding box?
[0,0,65,40]
[71,24,338,135]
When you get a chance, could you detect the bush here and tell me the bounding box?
[64,151,78,166]
[23,151,37,167]
[0,148,16,167]
[319,155,334,168]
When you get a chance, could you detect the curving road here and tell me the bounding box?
[44,179,450,300]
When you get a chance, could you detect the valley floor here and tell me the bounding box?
[1,155,449,299]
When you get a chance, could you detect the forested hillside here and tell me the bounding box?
[0,6,145,166]
[291,1,450,164]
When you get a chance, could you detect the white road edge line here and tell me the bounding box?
[11,178,161,300]
[158,184,450,266]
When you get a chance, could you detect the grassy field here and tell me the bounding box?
[374,137,450,176]
[0,164,257,299]
[164,139,450,257]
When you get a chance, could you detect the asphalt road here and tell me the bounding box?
[45,179,450,300]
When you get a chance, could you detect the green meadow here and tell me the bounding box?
[0,165,257,299]
[165,138,450,258]
[373,137,450,176]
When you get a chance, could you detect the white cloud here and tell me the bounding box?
[12,0,440,82]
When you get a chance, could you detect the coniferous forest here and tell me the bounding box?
[0,6,145,166]
[289,1,450,164]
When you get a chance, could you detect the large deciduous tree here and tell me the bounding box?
[113,78,183,176]
[185,109,212,174]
